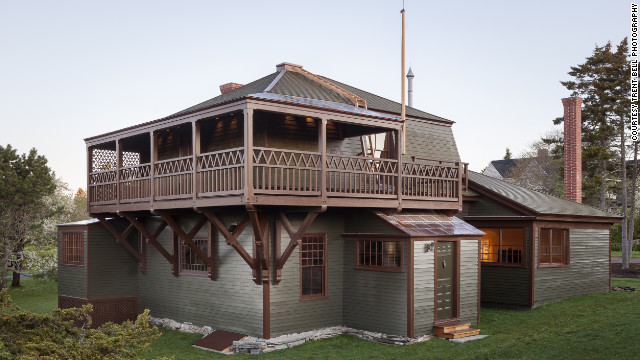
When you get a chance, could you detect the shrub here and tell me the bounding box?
[0,290,170,359]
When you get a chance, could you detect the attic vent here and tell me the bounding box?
[220,82,244,95]
[276,62,367,109]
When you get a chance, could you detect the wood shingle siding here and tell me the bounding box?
[88,227,139,299]
[459,240,479,324]
[403,119,460,162]
[413,240,435,335]
[139,215,264,337]
[343,238,407,336]
[269,214,344,336]
[468,197,519,217]
[58,230,87,299]
[533,228,610,307]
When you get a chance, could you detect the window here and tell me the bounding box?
[479,228,524,265]
[300,233,327,300]
[178,235,209,275]
[61,231,84,266]
[356,239,403,271]
[539,228,569,267]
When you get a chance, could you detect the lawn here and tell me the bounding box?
[8,278,640,359]
[610,250,640,258]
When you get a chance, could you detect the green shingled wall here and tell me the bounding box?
[459,240,479,324]
[413,240,435,335]
[343,238,408,336]
[269,213,344,336]
[58,230,87,299]
[533,227,610,307]
[88,227,139,299]
[138,214,264,337]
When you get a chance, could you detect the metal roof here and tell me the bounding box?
[165,66,453,123]
[375,210,485,237]
[468,171,621,219]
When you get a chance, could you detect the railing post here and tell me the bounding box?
[319,118,327,203]
[457,161,463,201]
[396,128,403,208]
[116,139,121,205]
[150,131,156,208]
[193,120,200,204]
[244,107,254,203]
[86,146,92,213]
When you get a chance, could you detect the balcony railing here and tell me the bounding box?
[88,147,468,209]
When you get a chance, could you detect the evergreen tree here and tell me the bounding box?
[503,147,512,160]
[559,38,632,267]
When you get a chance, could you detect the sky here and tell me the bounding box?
[0,1,631,192]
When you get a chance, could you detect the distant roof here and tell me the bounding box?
[486,159,516,178]
[375,210,485,237]
[167,65,452,123]
[468,171,620,219]
[57,218,101,227]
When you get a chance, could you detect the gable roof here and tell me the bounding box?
[166,64,452,123]
[485,159,516,178]
[468,171,621,220]
[374,210,485,237]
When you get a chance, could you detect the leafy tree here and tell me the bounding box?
[503,147,512,160]
[505,129,564,196]
[559,38,632,267]
[0,145,56,289]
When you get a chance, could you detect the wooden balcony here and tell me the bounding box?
[88,146,467,214]
[85,100,467,214]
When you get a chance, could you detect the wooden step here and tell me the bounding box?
[436,322,471,333]
[437,328,481,339]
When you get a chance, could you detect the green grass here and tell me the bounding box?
[610,250,640,258]
[7,277,58,314]
[8,278,640,359]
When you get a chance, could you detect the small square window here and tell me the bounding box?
[61,231,84,267]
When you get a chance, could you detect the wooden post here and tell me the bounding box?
[86,145,92,214]
[150,132,156,208]
[319,118,327,203]
[116,139,121,205]
[396,129,403,210]
[193,121,200,204]
[244,107,254,203]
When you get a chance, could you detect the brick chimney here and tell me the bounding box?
[562,97,583,203]
[220,82,244,95]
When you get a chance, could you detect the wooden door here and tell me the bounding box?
[436,241,456,320]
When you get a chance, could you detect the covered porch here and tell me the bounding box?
[86,98,467,215]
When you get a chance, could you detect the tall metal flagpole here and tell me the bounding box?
[401,7,406,154]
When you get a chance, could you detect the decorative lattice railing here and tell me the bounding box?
[252,147,321,195]
[197,148,245,195]
[402,158,460,200]
[326,154,398,197]
[119,164,151,202]
[154,156,193,199]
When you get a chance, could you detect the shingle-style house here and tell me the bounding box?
[56,64,616,342]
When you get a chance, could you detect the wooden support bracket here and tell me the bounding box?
[119,213,178,277]
[248,208,270,284]
[96,216,146,274]
[273,210,321,284]
[154,211,215,280]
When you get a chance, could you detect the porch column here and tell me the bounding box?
[396,129,403,208]
[244,107,254,202]
[150,131,156,207]
[116,139,122,205]
[319,118,327,203]
[192,121,200,204]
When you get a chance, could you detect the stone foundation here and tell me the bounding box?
[232,327,431,354]
[148,317,431,354]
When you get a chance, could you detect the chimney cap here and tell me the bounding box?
[406,67,414,78]
[276,62,303,71]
